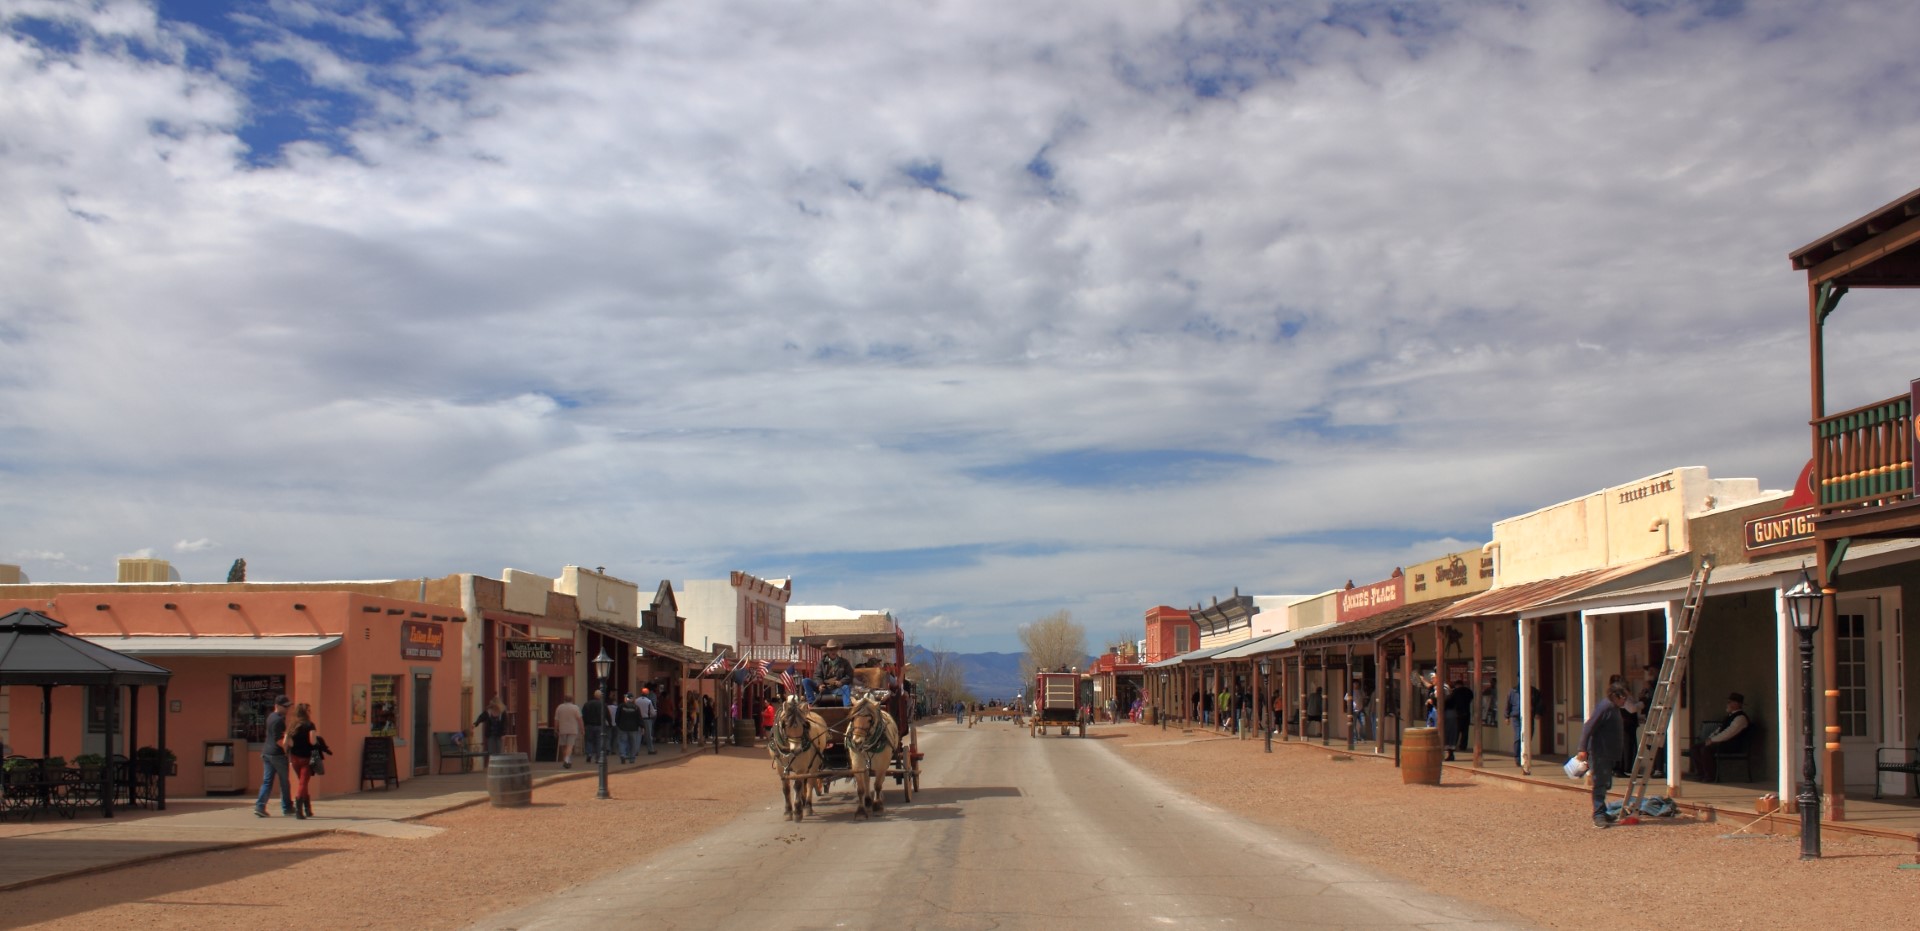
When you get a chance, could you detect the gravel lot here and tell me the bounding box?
[6,726,1916,930]
[1108,725,1918,931]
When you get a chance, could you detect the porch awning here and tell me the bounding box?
[1144,640,1241,669]
[1214,623,1338,660]
[77,635,340,657]
[1555,538,1920,610]
[1295,595,1472,648]
[577,619,714,667]
[1419,554,1688,624]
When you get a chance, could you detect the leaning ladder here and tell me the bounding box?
[1620,558,1713,814]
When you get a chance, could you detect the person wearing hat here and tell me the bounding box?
[805,640,853,706]
[253,694,296,818]
[1688,692,1751,783]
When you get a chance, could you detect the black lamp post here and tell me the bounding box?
[593,647,614,801]
[1785,572,1822,860]
[1259,658,1272,752]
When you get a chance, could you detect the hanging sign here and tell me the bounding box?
[503,639,558,662]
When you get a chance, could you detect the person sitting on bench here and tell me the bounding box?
[1688,691,1750,783]
[804,640,854,706]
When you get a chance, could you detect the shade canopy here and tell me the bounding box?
[0,608,175,686]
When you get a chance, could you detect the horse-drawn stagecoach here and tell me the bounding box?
[767,620,922,821]
[1030,669,1091,737]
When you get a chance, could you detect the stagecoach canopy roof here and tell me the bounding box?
[0,608,175,686]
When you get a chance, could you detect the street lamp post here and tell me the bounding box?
[1785,573,1823,860]
[593,647,614,801]
[1259,658,1272,753]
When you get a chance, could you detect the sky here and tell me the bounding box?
[3,0,1918,653]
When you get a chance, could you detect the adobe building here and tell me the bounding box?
[0,574,466,795]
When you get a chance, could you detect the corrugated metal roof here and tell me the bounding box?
[1213,622,1340,659]
[1295,594,1472,647]
[1420,554,1688,624]
[578,619,714,667]
[1565,538,1920,607]
[1144,639,1243,668]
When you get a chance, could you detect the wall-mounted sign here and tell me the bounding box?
[1617,477,1676,505]
[1745,506,1816,552]
[1338,576,1403,623]
[502,639,558,662]
[402,621,445,660]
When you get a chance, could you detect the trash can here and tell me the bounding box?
[202,739,247,794]
[1401,727,1443,785]
[535,727,557,763]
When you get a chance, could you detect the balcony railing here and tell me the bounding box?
[735,643,821,668]
[1817,381,1916,512]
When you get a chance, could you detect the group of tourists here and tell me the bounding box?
[549,689,665,768]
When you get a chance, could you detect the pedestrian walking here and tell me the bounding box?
[581,690,609,765]
[285,702,327,820]
[615,693,642,763]
[554,694,583,769]
[254,694,294,818]
[636,688,658,755]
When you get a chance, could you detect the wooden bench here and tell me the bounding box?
[1874,732,1919,799]
[434,732,487,774]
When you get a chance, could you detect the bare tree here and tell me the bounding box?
[1019,610,1088,685]
[907,639,972,713]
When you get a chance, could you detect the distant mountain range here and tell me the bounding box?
[910,648,1097,700]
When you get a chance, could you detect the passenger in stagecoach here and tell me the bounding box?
[805,639,854,707]
[853,650,889,692]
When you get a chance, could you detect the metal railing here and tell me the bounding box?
[1816,383,1916,511]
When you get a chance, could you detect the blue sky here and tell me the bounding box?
[3,0,1918,651]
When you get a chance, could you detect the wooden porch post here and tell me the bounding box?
[1470,620,1485,766]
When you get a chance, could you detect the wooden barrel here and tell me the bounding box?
[1401,727,1443,785]
[486,752,532,808]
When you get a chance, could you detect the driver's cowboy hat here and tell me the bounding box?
[823,639,841,649]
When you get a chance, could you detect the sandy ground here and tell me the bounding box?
[1108,726,1918,931]
[6,727,1916,930]
[3,747,774,930]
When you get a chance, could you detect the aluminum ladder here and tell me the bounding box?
[1620,558,1713,815]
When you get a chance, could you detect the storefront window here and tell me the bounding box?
[370,674,401,737]
[231,675,286,743]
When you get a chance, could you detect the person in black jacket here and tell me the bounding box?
[614,694,643,763]
[1577,683,1631,828]
[1443,680,1474,760]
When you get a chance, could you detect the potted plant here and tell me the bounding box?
[73,753,107,775]
[135,746,178,776]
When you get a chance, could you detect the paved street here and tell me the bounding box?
[472,721,1530,930]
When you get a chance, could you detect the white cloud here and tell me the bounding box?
[2,1,1917,646]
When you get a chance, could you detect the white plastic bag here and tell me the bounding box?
[1563,756,1590,780]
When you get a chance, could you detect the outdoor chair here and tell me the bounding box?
[1874,730,1920,799]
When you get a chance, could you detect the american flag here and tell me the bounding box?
[753,658,771,676]
[780,666,795,695]
[701,649,730,677]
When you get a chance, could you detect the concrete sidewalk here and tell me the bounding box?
[0,742,720,891]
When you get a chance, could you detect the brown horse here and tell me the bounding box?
[844,691,899,820]
[768,695,827,821]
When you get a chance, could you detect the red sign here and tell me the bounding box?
[402,621,444,660]
[1338,576,1403,622]
[1781,459,1816,511]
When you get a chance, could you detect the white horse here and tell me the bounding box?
[768,695,828,821]
[844,690,899,820]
